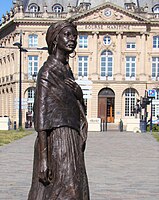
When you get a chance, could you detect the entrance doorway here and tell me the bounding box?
[98,88,115,123]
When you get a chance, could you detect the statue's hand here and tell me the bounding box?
[65,78,83,100]
[39,158,50,185]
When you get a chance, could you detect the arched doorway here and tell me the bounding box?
[98,88,115,123]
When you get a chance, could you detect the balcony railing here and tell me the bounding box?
[24,12,67,19]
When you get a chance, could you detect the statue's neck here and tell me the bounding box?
[54,50,69,65]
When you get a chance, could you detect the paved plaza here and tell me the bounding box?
[0,131,159,200]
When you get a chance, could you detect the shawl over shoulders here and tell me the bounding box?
[34,56,80,132]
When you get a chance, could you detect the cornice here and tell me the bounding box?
[14,18,58,26]
[76,21,148,25]
[13,17,150,26]
[92,80,149,85]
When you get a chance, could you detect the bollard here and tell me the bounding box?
[14,121,16,130]
[119,119,123,132]
[140,120,146,133]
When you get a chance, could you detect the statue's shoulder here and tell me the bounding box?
[39,56,56,73]
[38,55,64,80]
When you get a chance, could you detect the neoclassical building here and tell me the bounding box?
[0,0,159,130]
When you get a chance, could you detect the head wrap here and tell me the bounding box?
[46,20,77,55]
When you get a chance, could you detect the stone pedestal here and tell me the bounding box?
[88,118,101,132]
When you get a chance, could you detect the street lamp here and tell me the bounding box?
[13,31,28,129]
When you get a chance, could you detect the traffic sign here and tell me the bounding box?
[148,89,156,98]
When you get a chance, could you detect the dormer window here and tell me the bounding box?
[28,4,39,13]
[152,4,159,13]
[152,4,159,18]
[52,4,63,13]
[124,3,136,11]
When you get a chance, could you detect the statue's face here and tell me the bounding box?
[56,26,78,54]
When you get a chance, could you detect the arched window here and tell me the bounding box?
[52,4,63,13]
[152,5,159,18]
[124,88,137,116]
[100,50,113,80]
[28,34,38,47]
[28,4,39,13]
[152,5,159,13]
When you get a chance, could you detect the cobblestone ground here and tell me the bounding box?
[0,131,159,200]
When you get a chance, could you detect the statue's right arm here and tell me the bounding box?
[38,131,49,185]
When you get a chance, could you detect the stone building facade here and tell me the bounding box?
[0,0,159,130]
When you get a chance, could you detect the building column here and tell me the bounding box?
[91,31,99,80]
[139,32,147,81]
[115,32,123,80]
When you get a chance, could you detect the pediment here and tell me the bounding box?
[71,2,148,24]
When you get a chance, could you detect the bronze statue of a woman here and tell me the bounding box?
[28,20,90,200]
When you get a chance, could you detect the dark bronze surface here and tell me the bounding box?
[28,20,90,200]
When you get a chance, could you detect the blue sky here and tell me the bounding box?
[0,0,13,19]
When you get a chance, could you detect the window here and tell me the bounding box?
[124,3,135,10]
[153,36,159,48]
[28,34,38,47]
[152,4,159,18]
[100,50,113,80]
[126,42,136,49]
[126,37,136,49]
[29,4,39,12]
[78,56,88,78]
[28,103,33,113]
[103,35,111,45]
[79,35,88,48]
[28,56,38,79]
[52,4,63,13]
[125,56,136,79]
[27,88,35,113]
[125,88,136,116]
[152,89,159,117]
[153,6,159,13]
[152,57,159,79]
[28,88,35,99]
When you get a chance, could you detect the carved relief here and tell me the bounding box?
[114,12,124,20]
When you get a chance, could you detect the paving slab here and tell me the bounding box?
[0,131,159,200]
[86,131,159,200]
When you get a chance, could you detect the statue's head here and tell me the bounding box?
[46,20,78,55]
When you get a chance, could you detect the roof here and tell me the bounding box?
[17,0,159,13]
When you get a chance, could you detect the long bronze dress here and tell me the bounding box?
[28,55,89,200]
